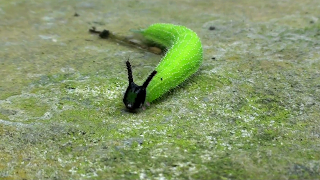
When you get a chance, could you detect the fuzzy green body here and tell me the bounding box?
[141,23,203,102]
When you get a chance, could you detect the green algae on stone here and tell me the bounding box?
[1,0,320,179]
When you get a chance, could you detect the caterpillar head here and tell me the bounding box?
[123,60,157,110]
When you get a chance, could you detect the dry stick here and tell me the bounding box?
[88,27,160,54]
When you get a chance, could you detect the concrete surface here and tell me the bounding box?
[0,0,319,179]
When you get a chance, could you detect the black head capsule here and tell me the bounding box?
[123,60,157,110]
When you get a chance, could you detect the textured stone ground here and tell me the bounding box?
[0,0,319,179]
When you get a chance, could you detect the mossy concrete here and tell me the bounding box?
[1,0,320,179]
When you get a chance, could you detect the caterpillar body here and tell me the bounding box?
[123,23,203,110]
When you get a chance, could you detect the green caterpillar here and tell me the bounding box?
[123,23,203,110]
